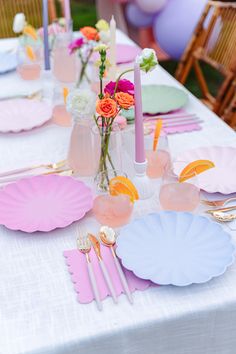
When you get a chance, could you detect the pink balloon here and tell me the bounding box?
[136,0,167,14]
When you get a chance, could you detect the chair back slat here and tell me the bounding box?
[0,0,58,38]
[175,1,236,115]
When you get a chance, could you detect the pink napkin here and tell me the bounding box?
[64,245,152,304]
[144,109,203,135]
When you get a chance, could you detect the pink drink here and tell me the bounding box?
[93,194,133,227]
[17,63,41,80]
[52,105,71,126]
[53,46,77,83]
[159,182,200,211]
[146,150,171,178]
[68,122,100,176]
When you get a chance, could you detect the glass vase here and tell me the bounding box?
[93,124,123,191]
[67,117,100,177]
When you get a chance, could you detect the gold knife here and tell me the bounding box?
[88,234,118,303]
[206,205,236,214]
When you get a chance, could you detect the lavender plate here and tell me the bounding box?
[116,211,235,286]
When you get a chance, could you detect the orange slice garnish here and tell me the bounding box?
[153,119,163,151]
[25,45,36,61]
[109,176,139,203]
[63,87,69,104]
[23,25,38,41]
[179,159,215,183]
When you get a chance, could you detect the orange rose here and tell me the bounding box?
[115,92,134,110]
[80,26,99,41]
[96,97,118,118]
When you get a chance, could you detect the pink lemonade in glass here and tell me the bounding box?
[68,121,100,176]
[159,166,200,212]
[159,182,200,211]
[53,46,77,83]
[146,149,171,178]
[52,104,71,126]
[17,63,41,80]
[93,194,133,228]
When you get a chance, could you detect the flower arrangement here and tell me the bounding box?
[66,46,158,187]
[68,19,110,87]
[94,47,158,188]
[66,88,96,122]
[13,13,39,43]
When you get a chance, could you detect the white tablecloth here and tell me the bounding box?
[0,30,236,354]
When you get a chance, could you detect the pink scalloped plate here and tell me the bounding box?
[91,44,141,64]
[0,175,93,232]
[174,146,236,194]
[0,99,52,133]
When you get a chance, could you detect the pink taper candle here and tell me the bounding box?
[134,62,146,163]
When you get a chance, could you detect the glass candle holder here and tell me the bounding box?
[17,43,42,80]
[93,170,134,228]
[159,164,200,212]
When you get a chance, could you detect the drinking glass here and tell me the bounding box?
[68,118,100,177]
[17,43,42,80]
[145,132,171,179]
[52,32,78,83]
[93,171,134,228]
[52,83,72,126]
[159,164,200,212]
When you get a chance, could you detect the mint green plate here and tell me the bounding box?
[142,85,188,114]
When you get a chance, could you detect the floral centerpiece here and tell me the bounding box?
[68,19,110,87]
[94,46,158,189]
[66,46,158,186]
[13,13,39,44]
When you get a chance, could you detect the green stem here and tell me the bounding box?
[113,68,134,97]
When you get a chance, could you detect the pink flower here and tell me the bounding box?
[68,37,84,54]
[104,79,134,96]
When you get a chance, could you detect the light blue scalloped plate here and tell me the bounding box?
[116,211,235,286]
[0,51,17,74]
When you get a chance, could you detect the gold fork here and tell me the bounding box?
[77,234,103,311]
[0,159,67,179]
[201,197,236,207]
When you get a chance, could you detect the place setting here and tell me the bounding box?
[0,0,235,317]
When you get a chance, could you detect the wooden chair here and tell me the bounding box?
[221,80,236,128]
[175,1,236,114]
[0,0,58,38]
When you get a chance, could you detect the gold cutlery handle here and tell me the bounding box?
[206,205,236,214]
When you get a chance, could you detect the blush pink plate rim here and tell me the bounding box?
[0,174,93,233]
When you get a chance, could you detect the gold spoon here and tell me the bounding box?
[100,226,133,304]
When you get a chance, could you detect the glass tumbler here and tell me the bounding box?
[159,164,200,212]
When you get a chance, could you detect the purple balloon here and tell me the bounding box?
[153,0,208,59]
[125,3,155,28]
